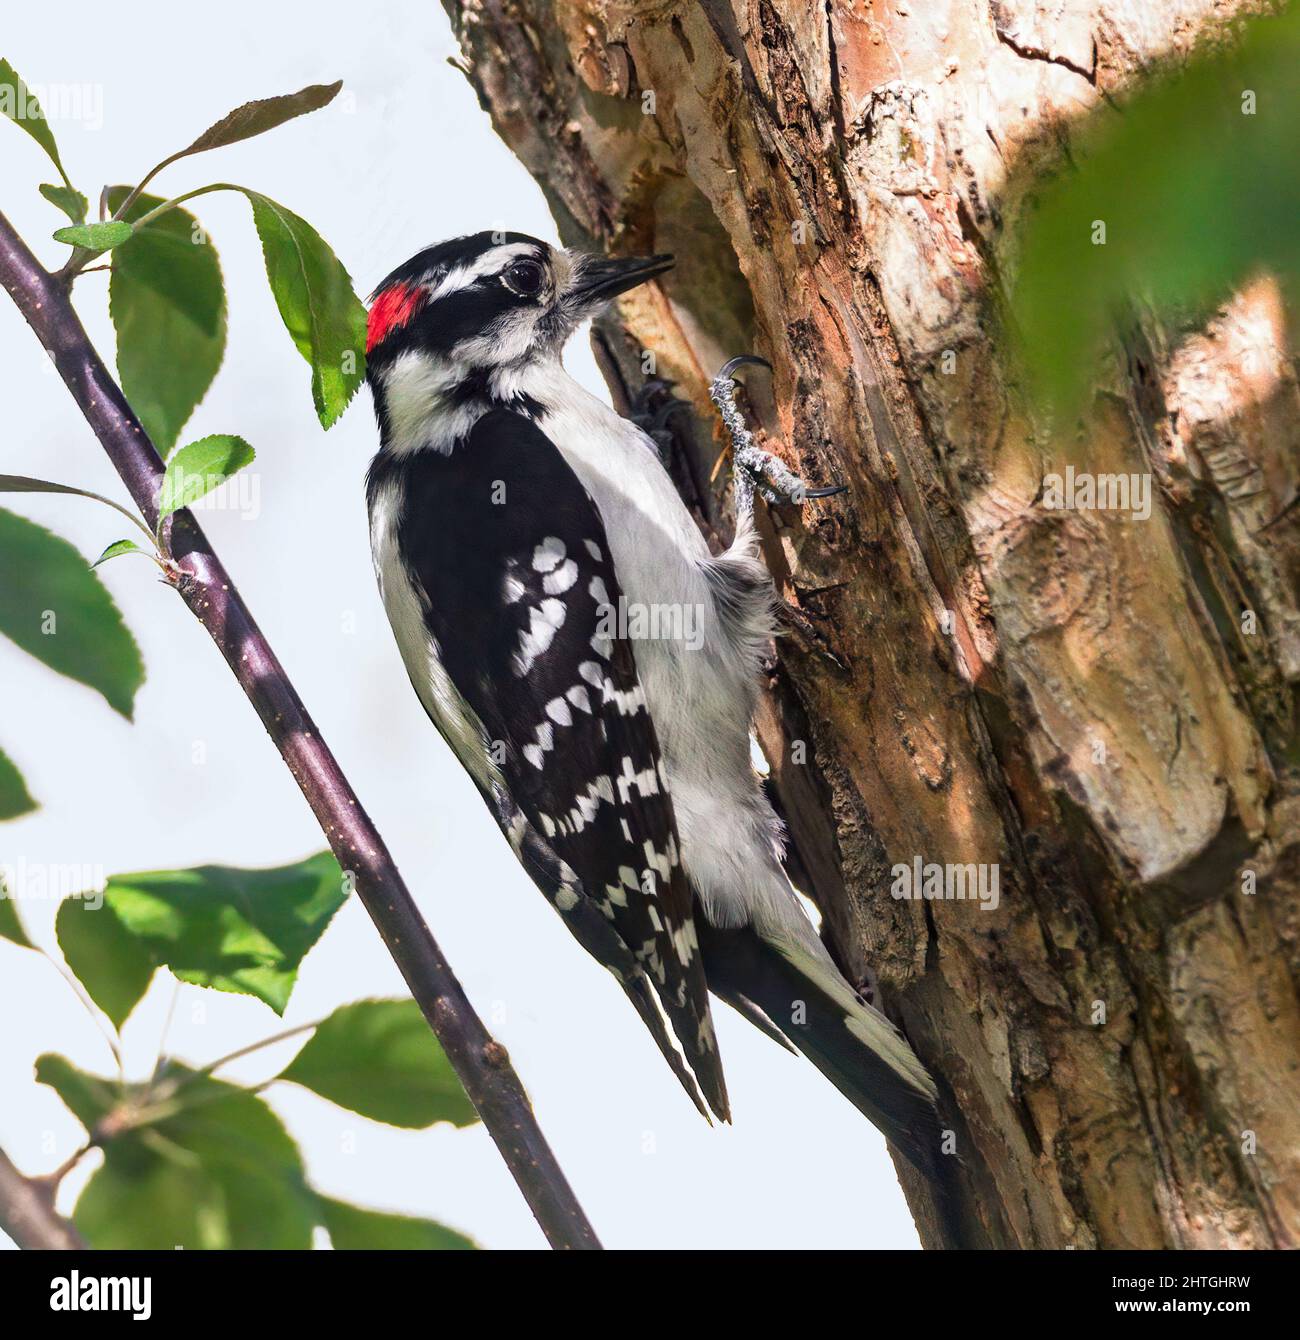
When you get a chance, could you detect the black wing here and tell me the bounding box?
[388,407,728,1121]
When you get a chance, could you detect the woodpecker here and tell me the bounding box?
[364,232,941,1171]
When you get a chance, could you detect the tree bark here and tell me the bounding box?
[444,0,1300,1248]
[0,1148,84,1250]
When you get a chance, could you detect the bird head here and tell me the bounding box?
[365,231,673,374]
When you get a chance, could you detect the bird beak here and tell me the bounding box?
[569,253,674,306]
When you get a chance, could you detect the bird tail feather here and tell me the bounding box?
[513,817,728,1123]
[701,922,942,1173]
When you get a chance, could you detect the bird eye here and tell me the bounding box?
[503,259,545,297]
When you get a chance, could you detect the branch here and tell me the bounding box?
[0,211,600,1251]
[0,1147,84,1249]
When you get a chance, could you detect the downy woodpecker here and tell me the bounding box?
[364,232,941,1171]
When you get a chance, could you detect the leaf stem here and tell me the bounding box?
[109,149,200,226]
[125,182,233,233]
[38,946,124,1080]
[76,490,155,540]
[145,978,182,1092]
[143,1017,324,1114]
[193,1017,323,1082]
[61,183,235,282]
[0,474,156,542]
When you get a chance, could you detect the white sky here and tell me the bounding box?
[0,1,919,1250]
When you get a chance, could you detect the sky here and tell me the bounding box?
[0,0,920,1250]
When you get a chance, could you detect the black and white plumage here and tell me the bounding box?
[364,231,941,1169]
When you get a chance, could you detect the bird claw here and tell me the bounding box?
[709,356,845,510]
[630,376,692,465]
[715,354,773,383]
[737,446,849,506]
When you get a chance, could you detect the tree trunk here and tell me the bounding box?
[444,0,1300,1248]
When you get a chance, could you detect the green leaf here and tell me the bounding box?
[35,1053,123,1133]
[40,182,88,225]
[107,187,227,456]
[0,59,72,186]
[320,1196,476,1250]
[99,851,348,1015]
[0,508,144,718]
[92,539,145,568]
[243,191,366,428]
[161,81,342,165]
[158,434,254,520]
[53,220,133,250]
[118,1069,315,1248]
[280,999,477,1128]
[0,875,35,947]
[1009,6,1300,414]
[0,744,37,821]
[56,897,156,1029]
[75,1156,229,1250]
[41,1056,317,1249]
[122,183,365,429]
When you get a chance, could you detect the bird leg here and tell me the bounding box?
[709,355,846,512]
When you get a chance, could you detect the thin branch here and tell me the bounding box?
[39,1141,95,1193]
[0,208,600,1251]
[0,1146,85,1249]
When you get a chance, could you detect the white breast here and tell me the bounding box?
[377,356,816,948]
[530,365,826,948]
[521,364,703,574]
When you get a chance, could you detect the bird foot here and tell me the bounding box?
[709,355,847,508]
[853,967,880,1008]
[630,376,692,466]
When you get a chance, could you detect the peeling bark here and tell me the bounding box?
[444,0,1300,1247]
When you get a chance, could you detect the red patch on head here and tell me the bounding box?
[366,281,426,354]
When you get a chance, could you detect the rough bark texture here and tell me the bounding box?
[444,0,1300,1247]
